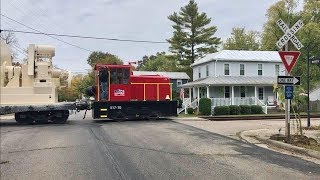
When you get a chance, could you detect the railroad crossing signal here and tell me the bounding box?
[276,19,304,50]
[277,76,301,85]
[278,51,301,73]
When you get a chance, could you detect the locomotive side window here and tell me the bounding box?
[110,68,117,84]
[117,68,123,84]
[123,69,129,85]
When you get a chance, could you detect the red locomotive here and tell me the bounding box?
[86,64,178,119]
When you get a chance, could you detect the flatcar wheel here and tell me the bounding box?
[15,112,33,124]
[51,110,69,124]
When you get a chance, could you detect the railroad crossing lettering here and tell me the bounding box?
[276,19,304,50]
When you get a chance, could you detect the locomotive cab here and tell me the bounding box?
[95,65,131,102]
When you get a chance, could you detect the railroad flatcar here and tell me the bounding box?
[86,64,178,119]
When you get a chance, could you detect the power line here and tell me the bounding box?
[0,29,169,44]
[1,14,93,52]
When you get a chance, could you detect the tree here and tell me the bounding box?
[87,51,123,67]
[223,27,260,50]
[260,0,300,51]
[167,0,221,65]
[0,31,20,60]
[261,0,320,90]
[137,52,177,72]
[58,75,83,102]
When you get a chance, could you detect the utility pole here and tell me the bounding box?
[284,41,290,140]
[307,50,311,127]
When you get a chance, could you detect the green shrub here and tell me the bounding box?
[250,105,263,114]
[239,105,251,114]
[199,98,212,115]
[229,105,240,115]
[187,107,194,114]
[214,106,230,115]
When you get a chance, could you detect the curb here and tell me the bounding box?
[255,136,320,160]
[201,114,320,121]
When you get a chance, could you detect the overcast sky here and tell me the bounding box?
[2,0,285,73]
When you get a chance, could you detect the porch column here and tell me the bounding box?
[231,86,234,105]
[189,87,192,99]
[184,88,188,114]
[254,86,257,105]
[206,86,210,98]
[197,87,200,105]
[182,88,185,100]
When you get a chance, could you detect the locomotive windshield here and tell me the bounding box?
[99,67,108,101]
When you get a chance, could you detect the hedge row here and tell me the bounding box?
[214,105,263,115]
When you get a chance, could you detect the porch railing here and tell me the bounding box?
[178,98,198,114]
[233,97,255,105]
[211,98,231,107]
[256,98,268,114]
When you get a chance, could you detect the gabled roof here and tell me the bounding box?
[180,76,277,88]
[132,71,190,80]
[191,50,282,67]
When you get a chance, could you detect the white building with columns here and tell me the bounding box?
[179,50,285,113]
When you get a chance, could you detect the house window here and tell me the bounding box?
[275,64,280,75]
[240,86,246,98]
[224,86,230,98]
[240,64,245,76]
[198,67,201,78]
[258,87,264,100]
[224,64,230,75]
[177,79,182,86]
[206,65,209,77]
[258,64,263,76]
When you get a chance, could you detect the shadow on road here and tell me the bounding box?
[0,121,75,127]
[92,118,171,124]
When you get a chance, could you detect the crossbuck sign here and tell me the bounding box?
[276,19,304,50]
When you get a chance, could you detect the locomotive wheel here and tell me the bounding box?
[15,112,34,124]
[51,110,69,124]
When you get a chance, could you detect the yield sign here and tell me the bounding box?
[278,51,301,74]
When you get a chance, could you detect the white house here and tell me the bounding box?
[179,50,285,113]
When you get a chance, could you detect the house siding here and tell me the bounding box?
[193,61,285,79]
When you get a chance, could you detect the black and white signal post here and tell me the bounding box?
[276,18,303,140]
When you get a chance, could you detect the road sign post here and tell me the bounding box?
[276,18,304,141]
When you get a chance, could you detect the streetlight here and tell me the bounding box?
[307,56,320,127]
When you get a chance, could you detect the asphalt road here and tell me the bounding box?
[1,114,320,179]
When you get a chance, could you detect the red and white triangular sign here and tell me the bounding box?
[278,51,301,74]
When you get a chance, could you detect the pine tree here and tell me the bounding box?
[167,0,221,65]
